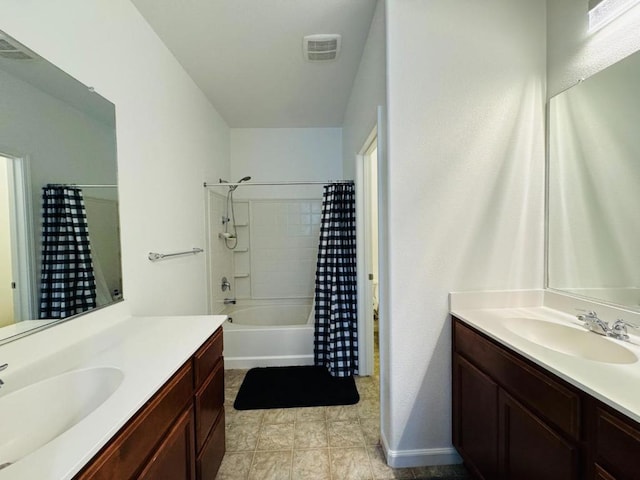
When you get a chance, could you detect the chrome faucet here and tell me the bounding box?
[0,363,7,389]
[610,319,639,341]
[576,311,639,341]
[221,276,231,292]
[224,298,236,305]
[576,310,610,336]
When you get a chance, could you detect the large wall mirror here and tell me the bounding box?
[547,49,640,310]
[0,30,122,344]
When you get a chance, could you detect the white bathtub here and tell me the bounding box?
[222,303,315,369]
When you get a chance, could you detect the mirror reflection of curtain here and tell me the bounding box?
[39,186,97,319]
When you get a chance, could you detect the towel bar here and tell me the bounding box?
[148,248,203,261]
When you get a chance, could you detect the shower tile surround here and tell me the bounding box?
[211,197,323,307]
[249,200,322,299]
[217,369,471,480]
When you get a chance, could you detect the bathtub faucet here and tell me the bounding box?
[224,298,236,305]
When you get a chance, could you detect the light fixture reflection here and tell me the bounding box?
[589,0,640,32]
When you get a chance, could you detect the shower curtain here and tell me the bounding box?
[314,182,358,377]
[39,186,97,319]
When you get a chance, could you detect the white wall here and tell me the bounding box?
[342,0,386,179]
[383,0,546,466]
[547,0,640,97]
[230,128,343,200]
[1,0,230,316]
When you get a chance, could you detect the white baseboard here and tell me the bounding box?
[224,354,314,369]
[380,431,462,468]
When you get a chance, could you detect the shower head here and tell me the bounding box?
[229,176,251,191]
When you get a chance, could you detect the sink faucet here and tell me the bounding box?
[576,311,639,341]
[610,319,639,341]
[0,363,7,389]
[576,310,610,336]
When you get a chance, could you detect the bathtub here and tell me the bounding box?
[222,302,314,369]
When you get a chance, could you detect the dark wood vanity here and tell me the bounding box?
[74,327,225,480]
[452,316,640,480]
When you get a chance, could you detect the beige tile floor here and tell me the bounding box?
[215,368,470,480]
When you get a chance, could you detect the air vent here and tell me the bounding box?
[303,34,341,62]
[0,31,38,60]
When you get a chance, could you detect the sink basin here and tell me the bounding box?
[503,318,638,364]
[0,366,123,467]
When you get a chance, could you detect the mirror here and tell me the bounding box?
[547,49,640,309]
[0,30,122,344]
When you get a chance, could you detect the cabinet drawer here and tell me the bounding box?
[595,406,640,480]
[454,318,580,440]
[196,411,225,480]
[74,362,193,480]
[194,358,224,452]
[193,327,223,389]
[137,407,196,480]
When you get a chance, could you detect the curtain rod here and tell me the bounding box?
[203,180,354,188]
[46,184,117,188]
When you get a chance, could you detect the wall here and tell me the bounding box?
[383,0,546,467]
[1,0,230,316]
[230,128,343,199]
[342,0,386,179]
[547,0,640,97]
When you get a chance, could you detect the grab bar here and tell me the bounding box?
[148,248,204,261]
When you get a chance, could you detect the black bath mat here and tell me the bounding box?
[234,365,359,410]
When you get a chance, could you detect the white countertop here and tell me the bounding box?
[0,309,226,480]
[451,304,640,424]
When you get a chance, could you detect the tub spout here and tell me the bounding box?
[224,298,236,305]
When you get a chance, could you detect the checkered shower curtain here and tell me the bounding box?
[314,182,358,377]
[39,186,97,319]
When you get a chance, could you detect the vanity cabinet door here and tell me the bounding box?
[593,406,640,480]
[452,354,499,480]
[594,464,618,480]
[499,390,580,480]
[137,407,196,480]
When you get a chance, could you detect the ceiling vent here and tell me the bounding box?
[0,32,38,60]
[303,34,341,62]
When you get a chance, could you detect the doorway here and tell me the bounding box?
[0,152,34,325]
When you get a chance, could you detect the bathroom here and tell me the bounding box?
[1,0,640,478]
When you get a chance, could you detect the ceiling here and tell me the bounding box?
[131,0,378,128]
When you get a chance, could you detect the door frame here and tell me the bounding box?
[356,126,379,376]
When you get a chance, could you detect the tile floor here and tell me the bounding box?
[215,369,471,480]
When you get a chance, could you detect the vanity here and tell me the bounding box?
[0,304,227,480]
[450,292,640,480]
